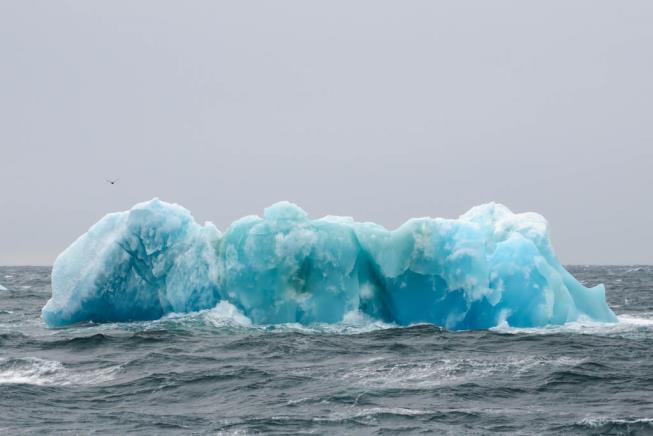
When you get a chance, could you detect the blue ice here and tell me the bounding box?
[42,199,617,329]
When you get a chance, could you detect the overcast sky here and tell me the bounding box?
[1,1,652,265]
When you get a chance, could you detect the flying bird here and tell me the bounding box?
[106,178,120,185]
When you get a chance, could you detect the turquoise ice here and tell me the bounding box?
[42,199,617,329]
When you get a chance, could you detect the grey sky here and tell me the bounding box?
[1,1,652,265]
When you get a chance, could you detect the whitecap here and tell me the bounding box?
[0,357,119,386]
[149,307,395,335]
[489,313,653,336]
[269,310,396,335]
[203,301,253,328]
[308,407,432,423]
[340,355,584,390]
[579,416,653,427]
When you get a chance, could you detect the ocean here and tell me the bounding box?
[0,265,651,435]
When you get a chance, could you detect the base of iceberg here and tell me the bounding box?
[42,199,616,330]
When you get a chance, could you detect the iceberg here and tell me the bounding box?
[42,199,617,330]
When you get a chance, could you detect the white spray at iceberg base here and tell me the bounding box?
[41,199,616,330]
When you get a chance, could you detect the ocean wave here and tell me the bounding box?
[145,311,653,338]
[340,355,586,390]
[315,406,433,423]
[625,266,650,273]
[575,416,653,431]
[0,357,120,386]
[76,302,398,336]
[580,416,653,426]
[490,313,653,336]
[44,304,653,340]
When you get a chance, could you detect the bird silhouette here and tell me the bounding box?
[106,178,120,185]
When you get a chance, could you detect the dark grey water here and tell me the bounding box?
[0,266,652,435]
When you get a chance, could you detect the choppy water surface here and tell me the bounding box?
[1,266,652,435]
